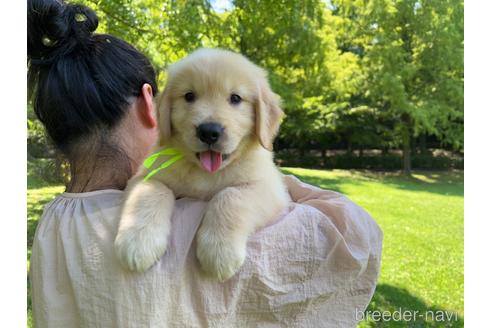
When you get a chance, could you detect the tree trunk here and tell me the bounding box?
[358,148,363,158]
[402,126,412,175]
[346,140,353,155]
[321,148,327,167]
[411,136,417,156]
[419,134,428,154]
[298,147,305,158]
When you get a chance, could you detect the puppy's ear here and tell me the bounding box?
[255,80,284,151]
[156,90,172,144]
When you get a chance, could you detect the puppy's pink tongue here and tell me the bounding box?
[199,150,222,173]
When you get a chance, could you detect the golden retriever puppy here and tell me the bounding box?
[115,48,290,281]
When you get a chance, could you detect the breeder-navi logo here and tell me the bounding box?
[356,308,459,323]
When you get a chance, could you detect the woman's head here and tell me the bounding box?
[28,0,159,189]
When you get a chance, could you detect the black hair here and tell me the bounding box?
[27,0,158,155]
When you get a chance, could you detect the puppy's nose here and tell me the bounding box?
[196,123,224,145]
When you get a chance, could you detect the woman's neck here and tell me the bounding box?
[66,162,130,193]
[66,156,133,193]
[65,133,135,193]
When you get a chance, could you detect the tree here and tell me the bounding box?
[332,0,463,173]
[29,0,464,171]
[80,0,223,81]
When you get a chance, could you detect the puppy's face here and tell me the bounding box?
[158,49,283,173]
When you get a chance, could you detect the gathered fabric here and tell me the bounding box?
[30,175,382,328]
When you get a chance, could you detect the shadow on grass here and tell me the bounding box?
[361,283,463,327]
[281,168,361,194]
[367,171,464,198]
[282,168,464,198]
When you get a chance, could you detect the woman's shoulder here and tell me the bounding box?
[33,190,124,241]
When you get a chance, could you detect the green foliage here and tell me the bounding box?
[331,0,464,154]
[27,105,54,159]
[29,0,463,171]
[27,158,66,188]
[277,150,464,170]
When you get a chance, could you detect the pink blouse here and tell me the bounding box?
[30,175,382,327]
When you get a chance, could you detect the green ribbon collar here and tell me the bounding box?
[143,148,184,181]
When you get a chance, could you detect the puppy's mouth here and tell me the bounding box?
[195,151,230,173]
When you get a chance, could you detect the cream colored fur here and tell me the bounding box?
[115,48,290,281]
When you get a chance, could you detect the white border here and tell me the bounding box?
[465,0,492,325]
[0,0,27,326]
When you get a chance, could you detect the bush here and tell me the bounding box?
[329,154,400,170]
[27,158,66,188]
[276,150,463,171]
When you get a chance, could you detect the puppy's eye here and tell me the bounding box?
[184,92,196,103]
[230,94,242,105]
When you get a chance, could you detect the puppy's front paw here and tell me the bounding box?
[114,223,169,272]
[196,228,246,282]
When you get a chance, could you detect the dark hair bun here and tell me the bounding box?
[28,0,98,64]
[28,0,158,154]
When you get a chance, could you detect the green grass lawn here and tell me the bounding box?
[27,169,463,327]
[27,184,64,328]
